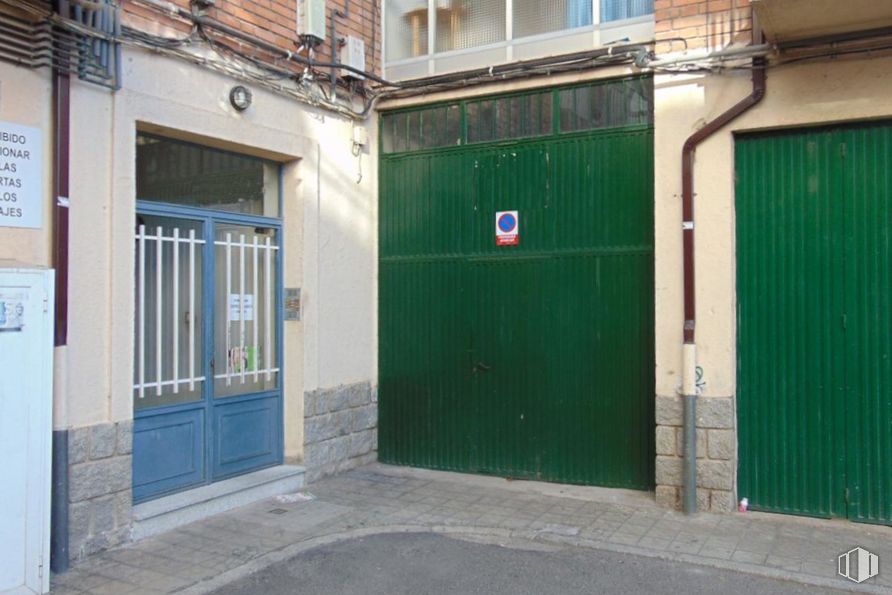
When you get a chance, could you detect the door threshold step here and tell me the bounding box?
[132,465,305,541]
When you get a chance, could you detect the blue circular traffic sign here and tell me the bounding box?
[498,213,517,233]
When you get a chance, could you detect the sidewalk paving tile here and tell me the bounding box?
[50,463,892,594]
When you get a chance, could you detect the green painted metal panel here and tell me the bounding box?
[379,82,654,489]
[841,124,892,525]
[737,129,847,519]
[737,122,892,525]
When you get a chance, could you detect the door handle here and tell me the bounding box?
[474,362,492,373]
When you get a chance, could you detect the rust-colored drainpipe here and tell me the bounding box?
[50,0,71,573]
[680,60,766,515]
[52,67,70,348]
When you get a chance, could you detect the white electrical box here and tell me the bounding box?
[298,0,326,42]
[353,125,369,147]
[0,265,54,595]
[340,36,366,79]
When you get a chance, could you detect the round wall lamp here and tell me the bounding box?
[229,85,253,111]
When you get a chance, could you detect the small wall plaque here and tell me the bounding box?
[284,287,301,321]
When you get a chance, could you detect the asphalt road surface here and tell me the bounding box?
[210,532,851,595]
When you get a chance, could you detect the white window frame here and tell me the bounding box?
[383,0,654,79]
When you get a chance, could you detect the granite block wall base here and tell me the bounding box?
[654,395,736,513]
[67,420,133,561]
[304,381,378,483]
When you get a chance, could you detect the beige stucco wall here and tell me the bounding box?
[0,62,53,268]
[3,46,379,462]
[655,53,892,400]
[10,34,892,498]
[653,53,892,510]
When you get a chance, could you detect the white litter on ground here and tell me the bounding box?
[275,491,316,504]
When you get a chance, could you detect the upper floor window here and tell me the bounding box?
[514,0,592,38]
[602,0,654,22]
[385,0,654,79]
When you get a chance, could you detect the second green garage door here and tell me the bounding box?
[737,121,892,525]
[378,77,655,489]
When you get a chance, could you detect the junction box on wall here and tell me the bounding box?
[340,36,366,79]
[298,0,327,42]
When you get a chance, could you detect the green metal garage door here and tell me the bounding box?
[737,122,892,525]
[378,77,655,489]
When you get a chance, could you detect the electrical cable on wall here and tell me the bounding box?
[7,0,892,119]
[352,122,363,184]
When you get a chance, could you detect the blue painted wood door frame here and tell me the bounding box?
[133,201,285,503]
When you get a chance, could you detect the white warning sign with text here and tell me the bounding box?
[0,121,43,229]
[495,210,519,246]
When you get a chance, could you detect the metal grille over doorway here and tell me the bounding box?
[132,134,284,502]
[132,225,281,400]
[135,224,203,398]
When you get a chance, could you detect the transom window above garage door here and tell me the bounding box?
[380,76,653,154]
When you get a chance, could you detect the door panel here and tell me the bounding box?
[472,253,653,487]
[132,408,205,501]
[737,122,892,525]
[133,215,209,501]
[133,215,205,411]
[737,129,847,518]
[842,124,892,524]
[133,211,283,502]
[471,146,550,253]
[379,121,655,488]
[378,260,474,471]
[213,223,279,399]
[213,396,280,478]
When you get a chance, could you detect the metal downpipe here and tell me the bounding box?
[682,344,698,514]
[50,0,72,571]
[680,60,766,515]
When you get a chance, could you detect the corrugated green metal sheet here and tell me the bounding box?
[737,129,847,519]
[737,122,892,525]
[842,124,892,525]
[379,86,655,489]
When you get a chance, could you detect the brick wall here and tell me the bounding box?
[655,0,752,54]
[122,0,382,75]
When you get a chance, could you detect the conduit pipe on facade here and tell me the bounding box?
[52,39,70,346]
[134,0,653,95]
[50,0,72,572]
[135,0,393,86]
[329,0,350,100]
[646,43,772,68]
[680,60,766,515]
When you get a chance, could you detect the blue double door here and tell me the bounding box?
[132,205,283,502]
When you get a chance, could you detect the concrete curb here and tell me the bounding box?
[523,530,886,595]
[173,523,885,595]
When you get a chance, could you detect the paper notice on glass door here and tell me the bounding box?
[229,294,254,321]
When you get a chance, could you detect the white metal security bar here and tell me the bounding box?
[265,236,273,382]
[134,226,280,397]
[134,225,206,396]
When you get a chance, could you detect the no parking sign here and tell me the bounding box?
[495,210,519,246]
